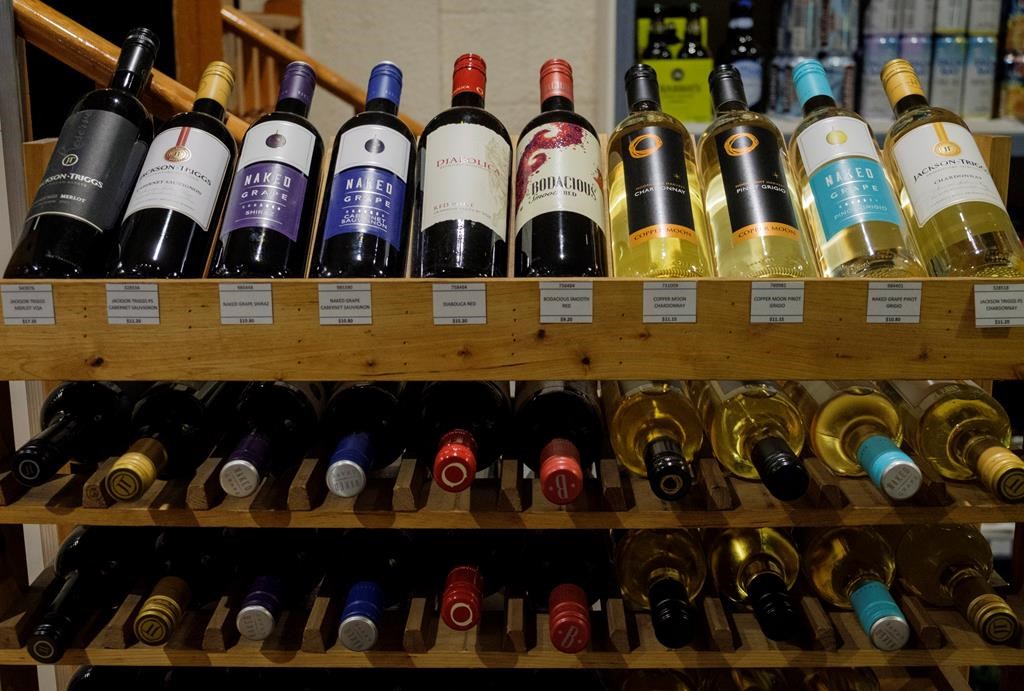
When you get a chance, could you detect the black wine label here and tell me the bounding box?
[620,126,698,247]
[714,124,800,244]
[26,109,147,233]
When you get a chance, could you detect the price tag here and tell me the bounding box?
[219,283,273,325]
[974,284,1024,327]
[866,281,921,324]
[106,283,160,325]
[750,281,804,324]
[2,284,54,325]
[540,281,593,324]
[432,283,486,325]
[643,281,697,324]
[319,283,372,325]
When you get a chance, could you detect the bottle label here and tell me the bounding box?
[123,126,232,231]
[796,116,902,241]
[324,124,411,249]
[26,109,147,232]
[891,122,1006,227]
[619,126,698,247]
[514,122,604,233]
[420,123,510,237]
[715,124,801,245]
[221,120,317,240]
[733,60,763,105]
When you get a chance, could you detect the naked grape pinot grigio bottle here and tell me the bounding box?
[313,62,416,278]
[415,54,511,277]
[5,28,157,278]
[213,61,324,278]
[110,61,237,278]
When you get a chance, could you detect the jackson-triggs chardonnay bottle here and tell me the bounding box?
[880,59,1024,277]
[789,60,925,278]
[698,64,816,278]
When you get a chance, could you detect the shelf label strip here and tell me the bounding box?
[540,281,593,324]
[750,281,804,324]
[866,281,922,324]
[433,283,486,325]
[106,283,159,325]
[975,283,1024,327]
[319,283,372,325]
[2,284,54,325]
[219,283,274,325]
[643,281,697,324]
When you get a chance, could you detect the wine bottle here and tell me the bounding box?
[213,61,324,278]
[895,524,1019,644]
[313,62,416,278]
[881,380,1024,502]
[434,530,524,632]
[788,60,926,278]
[5,29,158,278]
[614,529,705,648]
[11,381,149,487]
[104,381,244,502]
[606,65,710,278]
[322,382,406,498]
[880,59,1024,277]
[414,54,511,277]
[801,668,880,691]
[334,530,413,650]
[68,666,166,691]
[678,4,709,59]
[602,380,703,501]
[642,3,678,60]
[110,61,237,278]
[717,0,766,111]
[622,670,697,691]
[412,381,512,493]
[801,527,910,651]
[782,381,922,500]
[706,528,801,641]
[514,59,606,277]
[219,382,328,497]
[512,381,604,505]
[699,670,787,691]
[687,381,809,501]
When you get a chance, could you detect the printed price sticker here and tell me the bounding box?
[750,281,804,324]
[540,281,593,324]
[866,282,921,324]
[106,283,159,325]
[219,283,273,325]
[643,281,697,324]
[319,283,372,325]
[974,284,1024,327]
[2,284,54,325]
[432,283,486,325]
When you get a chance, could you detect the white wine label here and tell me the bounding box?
[891,122,1005,227]
[219,283,273,325]
[974,284,1024,327]
[750,281,804,323]
[433,283,486,325]
[319,283,372,325]
[643,281,697,324]
[866,282,922,324]
[2,284,54,325]
[797,116,880,174]
[106,283,160,325]
[540,282,593,324]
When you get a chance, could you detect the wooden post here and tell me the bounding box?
[172,0,224,90]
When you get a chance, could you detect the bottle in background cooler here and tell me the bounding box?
[861,35,902,118]
[899,34,933,91]
[930,35,967,112]
[963,35,998,119]
[969,0,1003,34]
[901,0,938,34]
[642,3,678,60]
[717,0,766,112]
[933,0,968,33]
[678,3,709,59]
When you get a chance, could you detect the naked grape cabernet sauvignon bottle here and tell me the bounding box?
[5,28,158,278]
[212,61,324,277]
[109,61,238,278]
[313,62,416,278]
[415,54,512,277]
[514,59,606,277]
[333,530,413,650]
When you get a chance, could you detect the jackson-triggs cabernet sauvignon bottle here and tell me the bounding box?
[213,61,324,278]
[5,28,158,278]
[313,62,416,278]
[415,54,512,277]
[110,61,238,278]
[514,59,606,277]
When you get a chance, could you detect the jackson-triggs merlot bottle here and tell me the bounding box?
[415,54,512,277]
[312,62,416,278]
[212,61,324,278]
[5,28,158,278]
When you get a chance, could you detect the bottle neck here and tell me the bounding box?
[893,94,929,117]
[685,18,702,40]
[108,42,154,97]
[714,100,748,115]
[802,94,836,117]
[365,97,398,115]
[541,95,574,113]
[630,99,661,114]
[192,97,227,122]
[739,555,785,592]
[956,432,1002,472]
[452,91,485,108]
[275,97,311,117]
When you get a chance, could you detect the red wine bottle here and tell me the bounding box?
[313,62,416,278]
[212,61,324,278]
[334,530,414,650]
[513,381,604,505]
[433,530,524,631]
[68,667,166,691]
[414,54,511,277]
[514,59,606,277]
[6,28,157,278]
[109,61,237,278]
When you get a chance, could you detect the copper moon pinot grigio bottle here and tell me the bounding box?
[313,62,416,278]
[212,61,324,278]
[414,54,512,277]
[5,28,158,278]
[109,61,237,278]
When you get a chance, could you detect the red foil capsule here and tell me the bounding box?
[539,438,584,505]
[434,429,478,493]
[539,58,574,102]
[548,582,591,653]
[441,564,484,631]
[452,53,486,98]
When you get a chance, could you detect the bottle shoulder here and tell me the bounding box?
[700,110,785,149]
[792,106,875,142]
[518,109,598,141]
[250,110,325,146]
[75,88,152,134]
[335,109,415,144]
[885,104,969,148]
[420,106,512,144]
[610,110,691,142]
[162,111,237,155]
